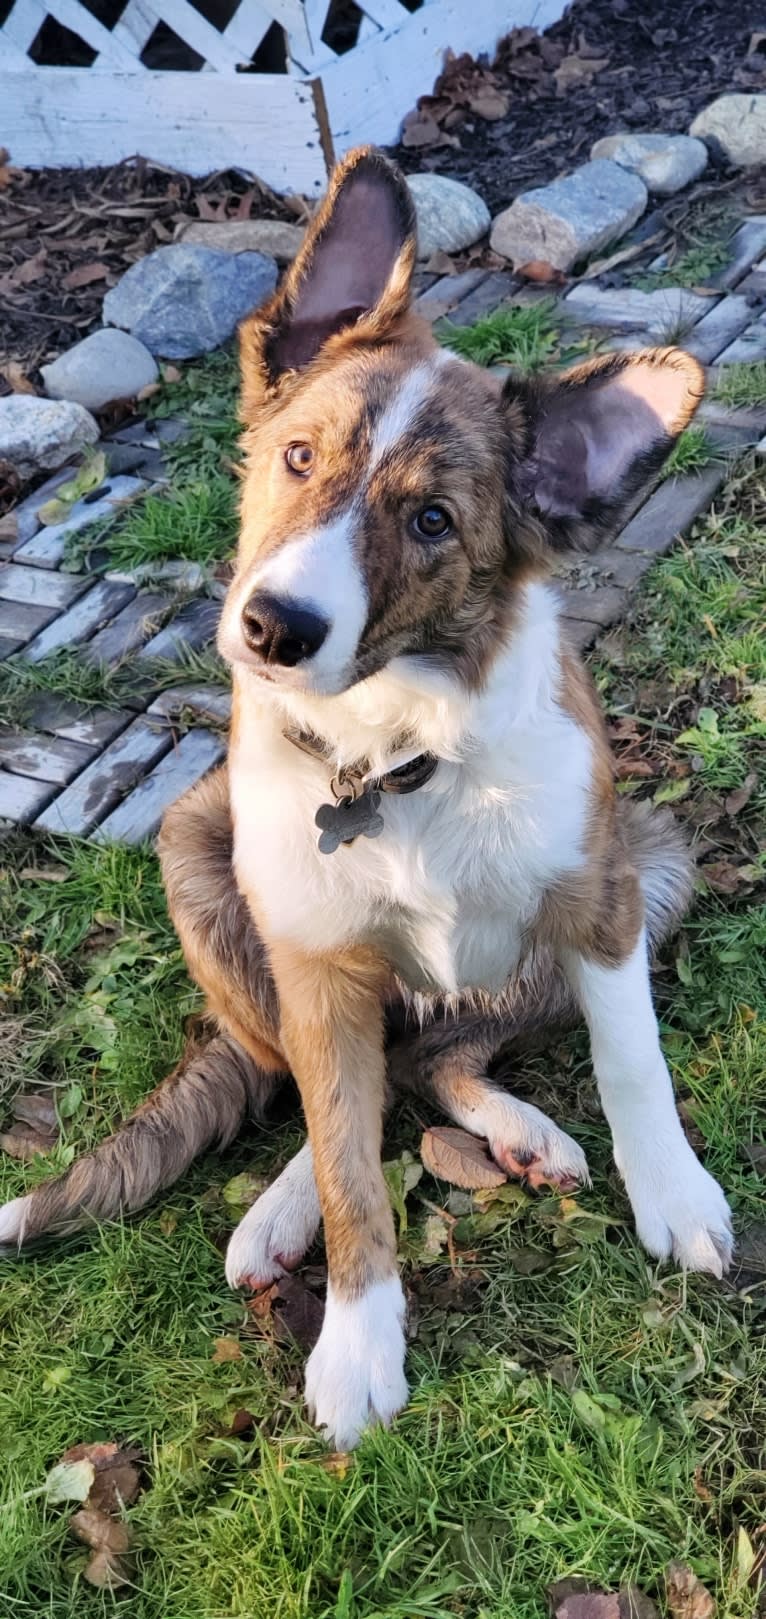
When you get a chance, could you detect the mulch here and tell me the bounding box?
[393,0,766,210]
[0,158,305,384]
[1,0,765,380]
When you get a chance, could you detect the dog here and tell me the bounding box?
[0,148,732,1450]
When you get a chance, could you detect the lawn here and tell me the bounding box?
[0,371,764,1616]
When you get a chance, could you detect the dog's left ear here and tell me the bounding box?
[240,147,416,414]
[509,347,705,549]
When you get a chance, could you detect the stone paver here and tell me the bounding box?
[3,207,766,841]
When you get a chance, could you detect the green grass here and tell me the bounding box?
[0,645,231,733]
[659,427,724,482]
[712,363,766,412]
[440,302,562,371]
[634,205,737,292]
[0,460,765,1616]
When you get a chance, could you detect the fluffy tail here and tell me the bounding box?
[620,796,695,952]
[0,1034,282,1249]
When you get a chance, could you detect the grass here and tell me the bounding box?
[440,301,562,371]
[659,427,724,482]
[712,363,766,412]
[0,444,764,1616]
[634,204,737,292]
[0,645,231,733]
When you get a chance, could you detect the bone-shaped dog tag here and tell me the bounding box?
[315,789,384,853]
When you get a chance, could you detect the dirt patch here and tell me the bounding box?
[393,0,766,211]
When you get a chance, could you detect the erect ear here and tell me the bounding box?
[508,347,705,550]
[239,147,417,414]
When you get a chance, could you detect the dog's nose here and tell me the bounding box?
[242,591,329,667]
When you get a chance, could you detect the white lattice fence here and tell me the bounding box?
[1,0,567,191]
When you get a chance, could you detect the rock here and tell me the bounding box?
[103,244,279,359]
[177,218,304,264]
[690,95,766,168]
[490,160,647,272]
[590,133,707,196]
[0,396,99,479]
[406,173,490,259]
[40,330,158,412]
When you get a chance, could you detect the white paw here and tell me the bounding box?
[470,1093,589,1191]
[620,1142,733,1277]
[0,1195,30,1248]
[305,1276,408,1451]
[225,1143,321,1291]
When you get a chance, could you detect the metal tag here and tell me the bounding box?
[315,788,384,854]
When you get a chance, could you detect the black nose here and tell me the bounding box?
[242,591,329,668]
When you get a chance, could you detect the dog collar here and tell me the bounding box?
[283,726,438,854]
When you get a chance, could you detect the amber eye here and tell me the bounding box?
[412,504,452,542]
[286,443,314,476]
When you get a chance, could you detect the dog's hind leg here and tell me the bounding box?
[0,767,289,1251]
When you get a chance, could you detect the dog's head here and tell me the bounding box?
[219,148,703,698]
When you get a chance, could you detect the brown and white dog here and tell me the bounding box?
[0,149,732,1450]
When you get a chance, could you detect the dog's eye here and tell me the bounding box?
[286,443,314,476]
[411,505,452,542]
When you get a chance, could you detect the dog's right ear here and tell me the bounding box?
[240,147,417,415]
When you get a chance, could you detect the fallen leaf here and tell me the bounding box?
[62,261,110,290]
[725,772,758,816]
[38,498,72,527]
[552,1587,620,1619]
[423,249,458,275]
[60,1442,141,1513]
[229,1408,255,1436]
[700,860,752,895]
[221,1170,266,1217]
[11,1091,58,1132]
[467,88,509,120]
[0,1118,58,1159]
[70,1508,131,1589]
[0,251,47,295]
[693,1467,713,1503]
[517,260,567,285]
[401,112,445,149]
[272,1274,324,1353]
[161,363,182,383]
[420,1126,507,1189]
[19,865,68,882]
[45,1459,96,1505]
[0,361,37,395]
[0,510,19,543]
[384,1149,423,1231]
[211,1336,243,1363]
[554,53,609,92]
[665,1561,715,1619]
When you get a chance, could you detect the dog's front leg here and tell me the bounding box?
[562,930,733,1276]
[269,940,407,1450]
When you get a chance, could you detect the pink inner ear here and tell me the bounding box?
[534,356,699,518]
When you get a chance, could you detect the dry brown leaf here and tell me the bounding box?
[0,251,47,295]
[700,860,753,895]
[211,1336,243,1363]
[1,361,37,395]
[554,53,609,92]
[70,1510,131,1589]
[0,1114,58,1159]
[0,510,19,543]
[467,89,510,120]
[161,363,183,383]
[19,864,69,881]
[60,1442,141,1513]
[273,1274,324,1353]
[423,249,459,275]
[420,1126,507,1189]
[517,260,567,285]
[665,1561,715,1619]
[62,261,109,290]
[401,112,445,150]
[549,1581,620,1619]
[724,771,758,816]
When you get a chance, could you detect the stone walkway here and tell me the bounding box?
[2,220,766,843]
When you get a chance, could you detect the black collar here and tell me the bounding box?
[283,725,439,798]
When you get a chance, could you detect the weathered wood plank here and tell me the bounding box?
[716,313,766,366]
[9,467,73,550]
[147,684,232,724]
[441,272,518,328]
[712,219,766,291]
[0,727,95,784]
[0,562,89,609]
[84,591,175,665]
[13,476,147,570]
[139,597,221,661]
[33,716,174,837]
[28,695,135,749]
[23,580,137,664]
[563,284,710,336]
[1,69,328,194]
[685,294,753,364]
[0,771,56,826]
[615,463,729,557]
[0,599,57,648]
[415,270,488,323]
[92,728,225,844]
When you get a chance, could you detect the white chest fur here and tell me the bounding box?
[229,584,593,995]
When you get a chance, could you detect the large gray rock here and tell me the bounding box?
[690,95,766,168]
[490,160,647,272]
[590,132,707,196]
[103,244,279,359]
[177,218,304,264]
[0,396,99,479]
[41,329,158,411]
[406,173,490,259]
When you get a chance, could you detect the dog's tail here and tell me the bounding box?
[0,1034,281,1250]
[621,796,695,953]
